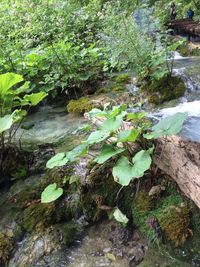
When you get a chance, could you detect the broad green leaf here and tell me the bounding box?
[112,156,133,186]
[117,129,139,142]
[88,108,108,118]
[113,208,129,226]
[67,143,88,162]
[0,114,13,134]
[0,73,23,96]
[95,144,125,164]
[100,114,123,132]
[131,150,152,178]
[46,153,68,169]
[23,92,47,106]
[127,112,147,120]
[87,130,110,144]
[41,183,63,203]
[151,112,188,138]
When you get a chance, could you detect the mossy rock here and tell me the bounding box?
[159,203,191,247]
[0,232,14,266]
[81,162,133,221]
[23,202,57,232]
[67,97,94,114]
[54,221,83,246]
[132,179,192,247]
[115,74,131,84]
[135,190,154,213]
[141,75,186,104]
[179,43,200,57]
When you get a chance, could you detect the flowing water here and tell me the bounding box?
[150,54,200,142]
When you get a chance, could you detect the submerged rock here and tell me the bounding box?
[9,221,83,267]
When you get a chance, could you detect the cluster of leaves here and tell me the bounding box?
[0,73,47,148]
[0,0,109,98]
[41,104,187,224]
[100,2,185,82]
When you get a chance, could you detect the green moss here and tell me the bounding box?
[159,203,191,247]
[115,74,131,84]
[132,181,192,247]
[0,232,14,266]
[135,190,154,213]
[23,202,57,232]
[141,75,186,104]
[67,97,94,114]
[179,43,200,57]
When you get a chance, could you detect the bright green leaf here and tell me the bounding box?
[113,208,129,226]
[0,114,13,134]
[67,143,88,162]
[131,150,152,178]
[46,153,68,169]
[112,156,133,186]
[0,73,23,96]
[23,92,47,106]
[41,183,63,203]
[95,144,125,164]
[117,129,139,142]
[151,112,188,138]
[87,130,110,144]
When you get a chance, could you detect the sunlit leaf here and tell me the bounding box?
[0,73,23,96]
[46,153,68,169]
[67,143,88,161]
[87,130,110,144]
[0,114,13,134]
[117,129,139,142]
[23,92,47,106]
[41,183,63,203]
[95,144,125,164]
[131,150,152,178]
[112,156,133,186]
[113,208,129,226]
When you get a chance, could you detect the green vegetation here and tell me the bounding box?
[1,1,199,265]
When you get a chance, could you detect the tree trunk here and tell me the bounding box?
[154,136,200,208]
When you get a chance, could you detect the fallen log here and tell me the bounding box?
[154,136,200,208]
[86,113,200,208]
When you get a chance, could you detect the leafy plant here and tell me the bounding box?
[41,104,187,206]
[0,72,47,149]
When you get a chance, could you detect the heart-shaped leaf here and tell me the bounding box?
[41,183,63,203]
[46,153,68,169]
[95,144,125,164]
[67,143,88,162]
[87,130,110,144]
[117,129,139,142]
[145,112,188,139]
[131,150,152,178]
[112,156,133,186]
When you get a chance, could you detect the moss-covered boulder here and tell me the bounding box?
[159,203,191,247]
[115,73,131,84]
[67,97,94,114]
[141,75,186,104]
[179,42,200,57]
[0,232,14,266]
